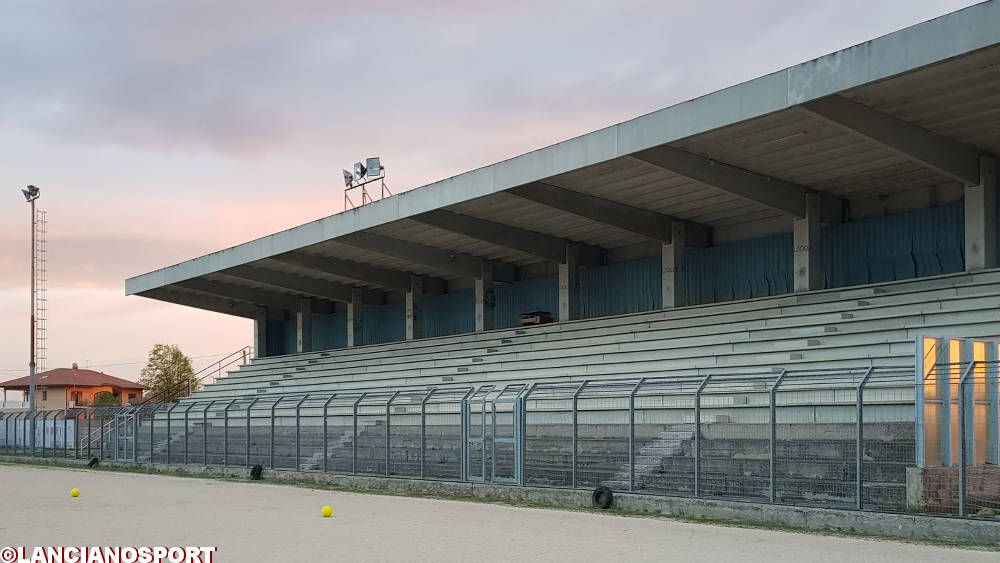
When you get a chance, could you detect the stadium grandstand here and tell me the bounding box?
[6,2,1000,519]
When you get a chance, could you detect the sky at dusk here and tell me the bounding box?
[0,1,981,386]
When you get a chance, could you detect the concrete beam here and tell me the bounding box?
[793,193,822,292]
[269,253,415,293]
[966,156,998,271]
[509,182,710,247]
[220,265,359,303]
[347,287,363,347]
[173,278,324,312]
[406,276,424,340]
[296,298,312,353]
[633,146,842,222]
[475,263,495,332]
[413,209,604,266]
[140,287,260,319]
[661,223,687,308]
[339,231,515,282]
[800,95,982,186]
[558,244,580,322]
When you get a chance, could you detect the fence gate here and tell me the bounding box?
[462,385,524,484]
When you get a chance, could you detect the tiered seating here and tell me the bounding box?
[189,269,1000,401]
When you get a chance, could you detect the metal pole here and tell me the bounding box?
[40,411,49,456]
[769,370,787,504]
[571,382,587,489]
[27,193,37,451]
[322,394,337,473]
[856,367,874,510]
[99,412,105,460]
[628,378,646,493]
[245,398,259,468]
[459,388,475,481]
[270,397,284,469]
[183,403,195,465]
[352,393,366,474]
[420,389,436,479]
[516,384,536,486]
[86,411,91,458]
[385,391,400,476]
[295,395,309,471]
[166,403,179,465]
[695,375,712,498]
[203,401,215,465]
[62,410,68,458]
[149,406,157,465]
[958,362,975,517]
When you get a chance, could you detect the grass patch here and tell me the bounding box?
[1,455,998,551]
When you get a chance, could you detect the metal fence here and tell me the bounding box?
[2,366,997,520]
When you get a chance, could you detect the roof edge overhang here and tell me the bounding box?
[126,1,1000,297]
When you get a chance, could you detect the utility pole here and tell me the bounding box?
[21,185,40,449]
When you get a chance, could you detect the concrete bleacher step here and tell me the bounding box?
[183,271,1000,401]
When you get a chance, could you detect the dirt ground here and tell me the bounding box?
[0,464,994,562]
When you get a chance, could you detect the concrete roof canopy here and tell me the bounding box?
[125,1,1000,316]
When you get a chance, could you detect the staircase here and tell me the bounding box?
[604,424,695,490]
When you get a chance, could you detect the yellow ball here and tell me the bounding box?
[70,488,80,498]
[320,505,332,518]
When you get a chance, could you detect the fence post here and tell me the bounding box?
[958,362,975,517]
[295,395,309,472]
[183,403,194,465]
[99,412,106,460]
[769,370,786,504]
[695,375,712,498]
[420,389,435,480]
[86,412,91,458]
[270,397,283,469]
[203,401,214,465]
[245,398,258,468]
[41,411,50,457]
[352,393,366,474]
[628,378,646,493]
[223,398,236,468]
[322,394,336,473]
[856,367,874,510]
[385,392,400,476]
[571,382,587,489]
[167,403,180,465]
[62,410,68,458]
[148,407,156,465]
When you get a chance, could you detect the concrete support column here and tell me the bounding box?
[662,222,687,308]
[793,193,822,292]
[347,288,363,347]
[253,307,269,358]
[559,244,580,322]
[296,298,313,353]
[475,263,495,332]
[406,276,424,340]
[965,155,997,272]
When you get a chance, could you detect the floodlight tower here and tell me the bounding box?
[21,185,40,449]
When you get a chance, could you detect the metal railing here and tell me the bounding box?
[7,366,987,517]
[74,347,254,456]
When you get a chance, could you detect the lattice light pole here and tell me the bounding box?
[20,185,40,448]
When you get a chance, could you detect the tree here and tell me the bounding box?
[92,391,121,408]
[138,344,197,402]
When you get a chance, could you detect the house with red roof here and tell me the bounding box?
[0,364,144,410]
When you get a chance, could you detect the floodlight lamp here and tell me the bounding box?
[21,185,39,202]
[353,162,367,182]
[343,169,354,187]
[366,157,381,177]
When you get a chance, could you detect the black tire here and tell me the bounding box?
[592,486,614,509]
